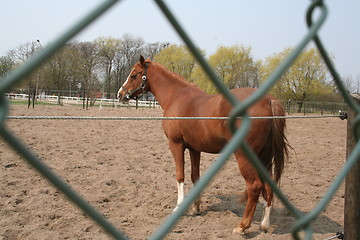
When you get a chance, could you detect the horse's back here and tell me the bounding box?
[203,88,276,120]
[230,88,276,116]
[162,87,278,153]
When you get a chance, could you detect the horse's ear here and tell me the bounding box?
[140,55,145,66]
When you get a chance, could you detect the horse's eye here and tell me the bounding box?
[131,74,137,79]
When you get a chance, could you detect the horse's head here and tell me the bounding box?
[117,55,150,103]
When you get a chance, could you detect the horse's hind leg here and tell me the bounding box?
[189,149,201,215]
[233,152,263,234]
[260,182,273,232]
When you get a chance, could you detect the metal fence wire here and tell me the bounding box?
[0,0,358,239]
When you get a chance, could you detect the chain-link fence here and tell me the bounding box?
[1,1,358,239]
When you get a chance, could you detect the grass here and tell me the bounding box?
[9,99,56,106]
[7,99,157,109]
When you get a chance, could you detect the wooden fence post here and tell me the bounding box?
[345,94,360,240]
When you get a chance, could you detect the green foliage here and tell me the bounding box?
[191,44,260,94]
[261,48,336,106]
[1,38,345,106]
[153,44,197,80]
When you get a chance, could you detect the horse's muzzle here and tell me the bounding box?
[118,93,131,103]
[117,93,122,102]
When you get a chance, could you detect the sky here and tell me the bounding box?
[1,0,359,80]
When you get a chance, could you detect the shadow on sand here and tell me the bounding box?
[197,194,343,238]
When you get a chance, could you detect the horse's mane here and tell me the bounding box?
[152,61,201,90]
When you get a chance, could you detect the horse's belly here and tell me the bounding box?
[184,134,227,154]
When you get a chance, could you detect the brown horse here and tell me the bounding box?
[117,55,290,234]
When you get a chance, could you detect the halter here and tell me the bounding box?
[123,62,149,100]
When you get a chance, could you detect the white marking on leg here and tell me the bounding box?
[173,182,184,212]
[233,227,246,235]
[261,205,271,231]
[178,182,184,204]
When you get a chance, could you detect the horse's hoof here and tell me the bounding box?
[260,223,269,233]
[192,207,201,215]
[232,227,246,235]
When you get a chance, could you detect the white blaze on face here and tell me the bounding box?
[117,68,134,98]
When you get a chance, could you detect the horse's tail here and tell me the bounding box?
[241,99,290,202]
[240,99,290,204]
[260,99,290,184]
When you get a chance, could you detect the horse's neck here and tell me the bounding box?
[149,64,200,109]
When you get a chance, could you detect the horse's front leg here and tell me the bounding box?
[168,141,185,212]
[189,149,201,215]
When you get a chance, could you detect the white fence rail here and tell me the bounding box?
[5,93,160,108]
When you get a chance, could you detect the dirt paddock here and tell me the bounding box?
[0,104,347,240]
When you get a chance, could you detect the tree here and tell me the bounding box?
[96,34,159,102]
[43,44,78,105]
[95,36,121,99]
[71,41,101,108]
[262,47,334,112]
[0,55,14,77]
[191,44,260,94]
[119,33,145,68]
[8,41,43,107]
[143,42,169,60]
[113,33,146,94]
[3,35,170,107]
[154,44,196,80]
[342,75,357,93]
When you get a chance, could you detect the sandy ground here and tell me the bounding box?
[0,104,347,240]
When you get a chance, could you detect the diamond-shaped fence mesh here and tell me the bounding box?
[0,0,358,239]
